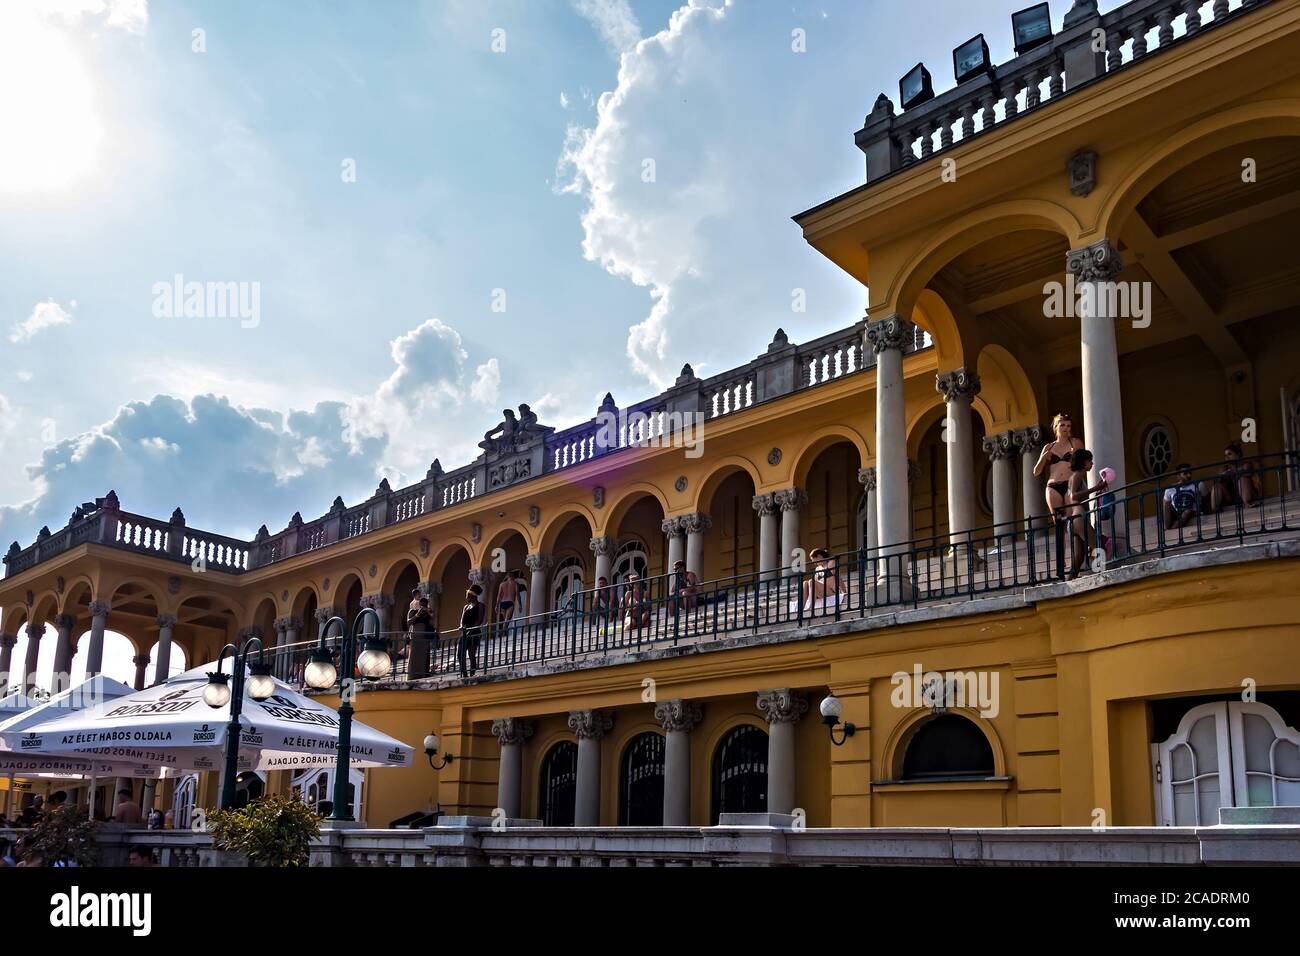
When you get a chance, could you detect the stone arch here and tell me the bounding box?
[173,590,243,670]
[330,573,365,626]
[882,706,1007,780]
[428,539,474,583]
[976,343,1041,433]
[790,426,872,489]
[249,596,277,643]
[474,521,534,569]
[881,200,1084,325]
[691,456,763,513]
[538,505,599,556]
[1094,101,1300,242]
[289,583,322,621]
[59,576,96,617]
[600,483,671,538]
[380,553,423,599]
[28,592,60,629]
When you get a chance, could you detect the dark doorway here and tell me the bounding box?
[619,732,665,825]
[711,724,768,822]
[539,741,578,826]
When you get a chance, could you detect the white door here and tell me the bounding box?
[1153,701,1300,825]
[172,773,199,830]
[290,766,365,822]
[1152,702,1233,827]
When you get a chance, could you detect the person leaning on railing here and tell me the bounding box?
[458,585,485,680]
[669,559,699,619]
[620,573,651,630]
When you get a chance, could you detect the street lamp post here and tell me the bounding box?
[204,637,276,810]
[303,607,392,822]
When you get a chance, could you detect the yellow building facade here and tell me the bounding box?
[3,0,1300,833]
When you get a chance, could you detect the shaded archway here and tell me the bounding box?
[697,464,758,582]
[710,723,768,824]
[618,731,665,826]
[608,492,667,585]
[538,741,578,827]
[541,512,595,612]
[799,440,864,558]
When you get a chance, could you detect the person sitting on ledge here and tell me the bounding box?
[1162,463,1204,532]
[669,559,699,619]
[621,573,651,630]
[1210,442,1262,512]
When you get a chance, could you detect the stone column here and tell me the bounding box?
[589,535,614,584]
[153,614,177,686]
[491,717,533,819]
[983,430,1018,546]
[315,606,337,640]
[655,699,702,826]
[752,494,780,581]
[132,654,150,691]
[569,709,613,827]
[661,518,685,574]
[1014,425,1051,530]
[21,622,45,695]
[52,614,76,692]
[1067,239,1127,491]
[775,487,807,570]
[936,367,982,549]
[359,593,393,636]
[866,316,915,599]
[757,689,808,815]
[0,634,16,689]
[858,468,879,550]
[682,513,712,579]
[85,601,110,678]
[526,553,552,616]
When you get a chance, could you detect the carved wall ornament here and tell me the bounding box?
[55,576,64,594]
[528,506,540,528]
[674,475,688,493]
[1067,149,1098,197]
[323,578,331,592]
[281,589,289,601]
[767,447,782,466]
[168,575,181,595]
[420,537,430,558]
[593,486,605,509]
[369,563,378,578]
[471,523,482,544]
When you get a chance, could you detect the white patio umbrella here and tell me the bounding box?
[20,664,414,771]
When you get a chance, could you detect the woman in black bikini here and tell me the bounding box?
[1033,413,1084,518]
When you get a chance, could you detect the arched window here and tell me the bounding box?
[233,771,265,809]
[612,540,648,587]
[539,741,578,826]
[290,766,364,820]
[711,724,768,823]
[551,555,586,612]
[619,732,665,825]
[900,714,995,780]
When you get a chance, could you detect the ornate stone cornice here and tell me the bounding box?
[589,535,615,557]
[654,699,703,734]
[774,488,808,513]
[982,431,1017,461]
[133,654,150,666]
[1013,424,1048,456]
[1066,238,1123,283]
[568,709,614,740]
[156,613,178,629]
[757,688,809,725]
[936,367,981,402]
[660,517,684,537]
[491,717,534,747]
[54,614,75,631]
[858,467,877,491]
[525,552,553,573]
[751,493,779,517]
[88,601,110,620]
[863,315,915,354]
[681,512,712,535]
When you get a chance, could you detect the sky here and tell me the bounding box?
[0,0,1110,688]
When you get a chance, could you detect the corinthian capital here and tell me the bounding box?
[774,488,808,513]
[858,467,877,492]
[757,688,809,725]
[1013,424,1048,456]
[568,708,614,740]
[660,517,684,537]
[654,699,703,734]
[864,315,916,354]
[681,512,712,535]
[751,493,779,517]
[1065,238,1123,283]
[491,717,534,747]
[360,593,393,610]
[589,535,615,557]
[88,601,110,620]
[936,367,981,402]
[156,613,178,629]
[314,605,337,626]
[525,552,553,573]
[982,431,1017,461]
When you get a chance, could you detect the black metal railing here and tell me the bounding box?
[265,450,1298,687]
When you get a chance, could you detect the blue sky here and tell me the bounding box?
[0,0,1101,685]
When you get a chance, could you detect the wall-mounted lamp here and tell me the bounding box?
[1011,2,1054,55]
[820,694,856,747]
[424,731,454,770]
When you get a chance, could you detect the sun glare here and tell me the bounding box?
[0,13,102,194]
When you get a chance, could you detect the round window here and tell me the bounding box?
[1142,423,1174,477]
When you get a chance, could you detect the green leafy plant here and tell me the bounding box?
[207,794,321,867]
[21,804,99,867]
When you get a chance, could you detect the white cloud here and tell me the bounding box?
[32,0,148,34]
[0,393,14,443]
[471,358,501,406]
[571,0,642,56]
[15,371,32,383]
[560,91,571,109]
[9,300,73,343]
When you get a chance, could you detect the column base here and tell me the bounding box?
[875,569,914,603]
